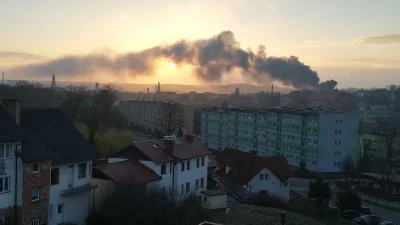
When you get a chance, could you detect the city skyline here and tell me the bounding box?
[1,0,399,88]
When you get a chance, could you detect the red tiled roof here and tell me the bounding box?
[134,141,175,163]
[113,137,210,164]
[155,137,210,160]
[95,160,162,185]
[215,148,293,185]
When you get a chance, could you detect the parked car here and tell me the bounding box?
[379,221,396,225]
[360,206,371,215]
[363,215,382,225]
[354,215,371,224]
[343,210,362,220]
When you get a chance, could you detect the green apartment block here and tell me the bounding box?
[201,107,359,172]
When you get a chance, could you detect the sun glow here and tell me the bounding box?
[169,62,176,69]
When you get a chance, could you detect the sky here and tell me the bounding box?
[0,0,399,88]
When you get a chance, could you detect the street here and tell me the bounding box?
[290,178,400,224]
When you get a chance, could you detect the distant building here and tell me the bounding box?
[358,132,400,160]
[120,99,194,135]
[201,107,360,172]
[95,82,99,92]
[157,82,161,93]
[356,106,400,133]
[51,73,56,89]
[234,87,240,96]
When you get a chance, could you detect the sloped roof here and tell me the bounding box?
[94,160,162,184]
[0,106,20,142]
[113,136,210,164]
[20,108,98,165]
[215,147,293,185]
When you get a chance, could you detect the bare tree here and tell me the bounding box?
[341,156,356,181]
[60,85,89,122]
[157,102,184,136]
[374,116,400,187]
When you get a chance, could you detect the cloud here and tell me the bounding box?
[0,51,47,61]
[296,34,400,48]
[361,34,400,44]
[8,31,337,90]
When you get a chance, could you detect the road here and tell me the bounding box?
[290,178,400,224]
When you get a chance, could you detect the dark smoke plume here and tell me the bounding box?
[317,80,338,90]
[9,30,337,89]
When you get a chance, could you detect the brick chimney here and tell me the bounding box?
[184,135,194,143]
[164,139,175,155]
[1,98,20,125]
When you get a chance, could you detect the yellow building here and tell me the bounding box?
[358,132,400,160]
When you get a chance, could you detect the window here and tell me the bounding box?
[32,162,40,173]
[259,174,264,181]
[264,174,269,180]
[196,158,200,167]
[201,157,205,166]
[89,164,92,175]
[200,178,204,187]
[181,162,185,171]
[31,218,40,225]
[49,204,52,219]
[161,164,166,175]
[78,163,87,179]
[0,176,10,193]
[196,179,199,189]
[186,182,190,193]
[203,196,208,202]
[181,184,184,194]
[0,143,11,159]
[51,168,59,185]
[32,188,40,201]
[187,161,191,170]
[57,204,64,214]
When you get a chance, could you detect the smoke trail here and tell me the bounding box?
[9,30,337,89]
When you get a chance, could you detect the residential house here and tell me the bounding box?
[91,159,162,208]
[214,148,293,202]
[0,99,22,225]
[0,98,98,225]
[108,135,210,199]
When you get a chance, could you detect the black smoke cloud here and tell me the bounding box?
[9,31,337,89]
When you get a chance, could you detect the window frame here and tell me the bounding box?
[185,182,190,193]
[181,162,185,172]
[201,157,205,166]
[32,162,40,173]
[0,175,10,193]
[78,163,87,179]
[31,218,40,225]
[32,188,40,202]
[57,203,64,214]
[186,161,190,170]
[161,164,166,175]
[200,177,204,187]
[0,143,11,159]
[51,167,60,185]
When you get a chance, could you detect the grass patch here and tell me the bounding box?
[211,205,355,225]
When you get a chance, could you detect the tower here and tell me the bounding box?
[51,73,56,89]
[157,82,161,93]
[271,84,274,95]
[234,86,240,96]
[95,82,99,92]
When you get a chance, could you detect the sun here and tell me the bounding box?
[169,62,176,69]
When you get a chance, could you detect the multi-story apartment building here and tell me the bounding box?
[98,135,210,200]
[201,107,359,172]
[119,99,194,136]
[0,98,98,225]
[356,106,400,133]
[358,132,400,160]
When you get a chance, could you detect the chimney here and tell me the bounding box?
[184,134,194,143]
[164,139,175,155]
[225,158,230,174]
[1,98,21,125]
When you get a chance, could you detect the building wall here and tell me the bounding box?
[48,160,92,225]
[317,113,359,172]
[201,108,360,173]
[21,159,51,225]
[0,142,22,209]
[201,194,227,209]
[139,156,208,198]
[91,179,115,211]
[358,133,400,160]
[247,168,290,202]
